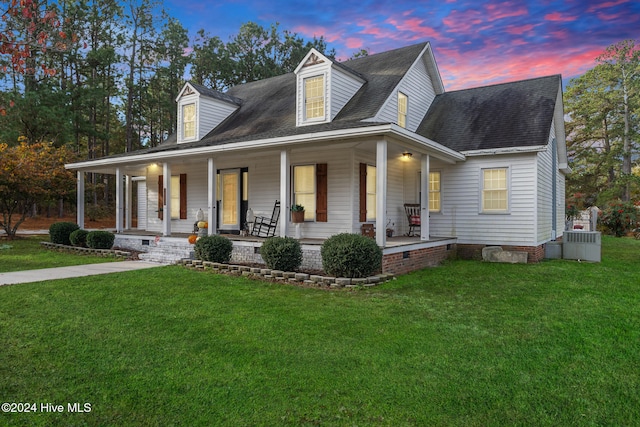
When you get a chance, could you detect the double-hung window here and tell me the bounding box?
[293,165,316,221]
[482,168,508,212]
[398,92,408,128]
[182,103,196,139]
[429,171,441,212]
[304,76,325,120]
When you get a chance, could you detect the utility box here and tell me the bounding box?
[563,231,601,262]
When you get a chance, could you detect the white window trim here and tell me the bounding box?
[303,74,326,123]
[417,170,442,214]
[366,164,376,222]
[297,68,330,126]
[427,169,442,214]
[479,166,511,214]
[180,101,198,142]
[292,163,317,222]
[398,91,408,128]
[170,175,181,220]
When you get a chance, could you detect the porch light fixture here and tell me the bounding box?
[402,152,413,159]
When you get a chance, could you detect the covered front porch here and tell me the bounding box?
[114,230,457,275]
[73,136,463,246]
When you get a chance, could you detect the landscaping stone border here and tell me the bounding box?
[40,242,133,260]
[179,258,394,288]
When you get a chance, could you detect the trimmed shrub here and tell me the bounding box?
[194,235,233,263]
[260,237,302,271]
[69,229,89,247]
[49,222,80,245]
[86,230,115,249]
[321,233,382,278]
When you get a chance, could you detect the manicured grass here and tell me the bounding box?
[0,236,117,273]
[1,236,638,426]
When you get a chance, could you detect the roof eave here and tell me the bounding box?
[66,124,464,172]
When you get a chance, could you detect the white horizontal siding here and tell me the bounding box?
[330,68,363,120]
[198,98,238,140]
[537,121,554,243]
[370,55,436,131]
[429,154,539,245]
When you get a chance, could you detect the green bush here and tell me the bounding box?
[69,229,89,247]
[86,230,115,249]
[194,235,233,263]
[321,233,382,278]
[600,200,639,237]
[260,237,302,271]
[49,222,80,245]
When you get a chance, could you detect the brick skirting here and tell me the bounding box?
[382,243,456,275]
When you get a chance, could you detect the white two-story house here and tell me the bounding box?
[66,42,568,273]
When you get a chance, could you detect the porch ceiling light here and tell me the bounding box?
[402,152,413,159]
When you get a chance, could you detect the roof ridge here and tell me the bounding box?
[445,74,561,94]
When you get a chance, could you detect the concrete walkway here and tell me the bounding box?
[0,261,162,286]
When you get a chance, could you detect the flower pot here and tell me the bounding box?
[291,210,305,223]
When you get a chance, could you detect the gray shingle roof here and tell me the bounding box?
[188,82,243,106]
[145,42,429,154]
[417,75,561,152]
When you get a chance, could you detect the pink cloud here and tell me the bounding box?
[386,16,441,40]
[442,9,485,33]
[587,0,629,13]
[596,11,626,21]
[544,12,578,22]
[483,1,529,21]
[292,25,342,43]
[504,24,536,35]
[345,38,363,49]
[436,44,604,90]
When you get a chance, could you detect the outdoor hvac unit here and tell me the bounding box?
[563,231,601,262]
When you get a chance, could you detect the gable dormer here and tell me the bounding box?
[294,49,365,127]
[176,82,242,143]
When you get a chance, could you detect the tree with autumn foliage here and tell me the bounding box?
[0,0,78,107]
[0,139,77,239]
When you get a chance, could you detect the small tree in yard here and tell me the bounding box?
[0,140,77,239]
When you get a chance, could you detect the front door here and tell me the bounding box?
[220,169,241,231]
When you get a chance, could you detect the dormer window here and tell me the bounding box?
[398,92,408,128]
[295,48,365,127]
[182,103,196,139]
[304,75,325,120]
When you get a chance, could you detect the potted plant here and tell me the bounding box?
[291,204,305,223]
[386,219,394,237]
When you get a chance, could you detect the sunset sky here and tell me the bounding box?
[162,0,640,90]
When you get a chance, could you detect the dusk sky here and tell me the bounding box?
[160,0,640,91]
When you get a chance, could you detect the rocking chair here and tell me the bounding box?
[251,200,280,238]
[404,203,421,237]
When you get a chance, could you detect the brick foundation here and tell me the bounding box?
[382,243,456,275]
[457,243,547,263]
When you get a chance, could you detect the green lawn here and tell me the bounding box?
[0,236,118,273]
[1,236,638,426]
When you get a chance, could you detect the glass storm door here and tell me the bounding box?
[220,169,240,230]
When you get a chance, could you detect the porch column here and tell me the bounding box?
[280,149,290,237]
[420,154,430,241]
[162,162,171,236]
[207,158,217,236]
[125,175,132,230]
[115,167,124,233]
[76,171,85,229]
[376,140,387,247]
